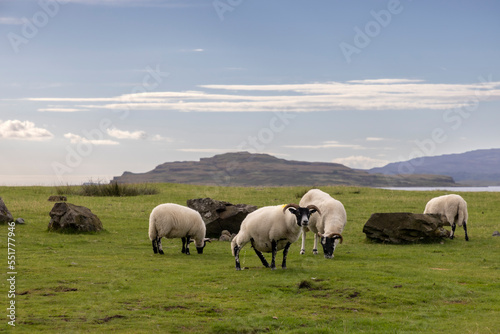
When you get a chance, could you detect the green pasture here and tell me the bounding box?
[1,184,499,333]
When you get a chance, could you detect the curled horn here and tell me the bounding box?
[307,204,321,215]
[328,233,343,244]
[203,238,211,243]
[283,203,300,213]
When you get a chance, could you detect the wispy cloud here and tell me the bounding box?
[24,79,500,113]
[332,156,390,169]
[0,120,53,141]
[0,17,23,25]
[285,141,364,150]
[106,127,147,140]
[64,133,119,145]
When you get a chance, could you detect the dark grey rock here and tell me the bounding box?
[492,231,500,237]
[48,202,103,232]
[363,212,450,244]
[0,197,14,224]
[48,195,67,202]
[15,218,25,224]
[187,198,257,238]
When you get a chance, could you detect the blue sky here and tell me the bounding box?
[1,0,500,185]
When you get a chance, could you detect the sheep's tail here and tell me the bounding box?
[148,216,157,241]
[456,201,466,227]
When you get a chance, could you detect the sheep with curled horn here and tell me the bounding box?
[231,203,320,270]
[299,189,346,259]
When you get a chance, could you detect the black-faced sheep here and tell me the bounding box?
[231,203,320,270]
[299,189,346,258]
[424,194,469,241]
[149,203,210,255]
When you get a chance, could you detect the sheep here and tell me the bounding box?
[299,189,346,258]
[231,203,320,270]
[148,203,210,255]
[423,194,469,241]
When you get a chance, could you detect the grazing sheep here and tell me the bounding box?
[299,189,346,258]
[231,203,320,270]
[149,203,210,255]
[424,194,469,241]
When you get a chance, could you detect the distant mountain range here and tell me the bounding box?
[368,148,500,186]
[113,152,456,187]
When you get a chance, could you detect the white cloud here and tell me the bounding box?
[285,141,364,150]
[0,120,53,141]
[366,137,385,141]
[332,156,390,169]
[38,107,87,112]
[151,134,174,142]
[24,79,500,113]
[106,127,147,140]
[64,133,119,145]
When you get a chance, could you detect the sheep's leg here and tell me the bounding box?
[181,237,187,253]
[270,240,278,270]
[300,229,306,255]
[463,222,469,241]
[234,244,242,271]
[152,239,158,254]
[251,239,270,267]
[312,234,318,255]
[450,223,456,239]
[282,242,292,269]
[183,237,191,255]
[157,237,164,255]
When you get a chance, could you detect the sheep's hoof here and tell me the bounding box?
[300,249,305,255]
[270,266,277,270]
[313,249,318,255]
[236,267,242,271]
[159,250,164,255]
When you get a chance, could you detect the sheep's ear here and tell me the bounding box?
[309,209,317,215]
[287,207,297,214]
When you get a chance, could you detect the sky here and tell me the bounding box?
[1,0,500,185]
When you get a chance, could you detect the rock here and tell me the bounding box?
[48,195,67,202]
[187,198,257,238]
[15,218,25,225]
[0,197,14,224]
[48,202,103,232]
[363,212,450,244]
[219,230,233,241]
[493,231,500,237]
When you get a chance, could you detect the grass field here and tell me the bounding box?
[1,184,499,333]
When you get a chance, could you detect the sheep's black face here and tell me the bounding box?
[287,207,317,227]
[320,236,335,259]
[196,239,210,254]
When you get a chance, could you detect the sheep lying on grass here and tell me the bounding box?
[149,203,210,255]
[231,203,320,270]
[424,194,469,241]
[299,189,346,258]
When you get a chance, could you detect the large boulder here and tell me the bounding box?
[48,202,103,232]
[363,212,450,244]
[187,198,257,238]
[0,197,14,224]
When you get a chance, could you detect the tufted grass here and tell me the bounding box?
[0,184,499,333]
